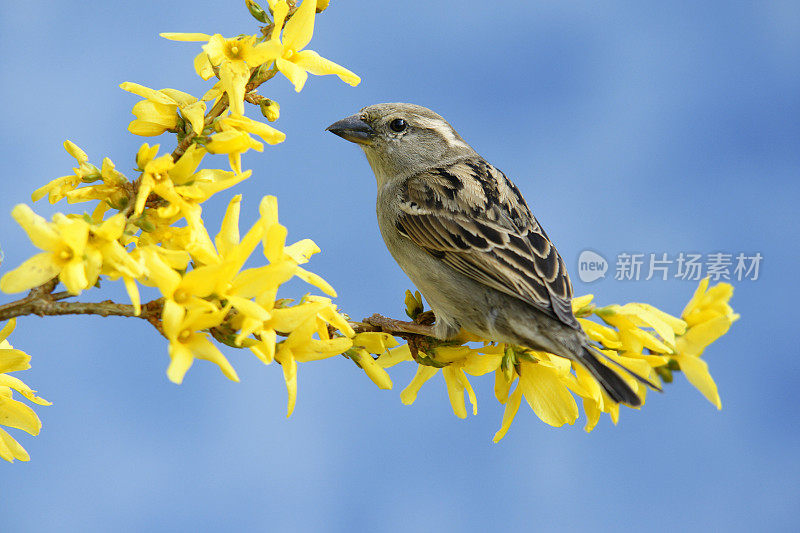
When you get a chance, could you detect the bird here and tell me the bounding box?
[326,103,656,406]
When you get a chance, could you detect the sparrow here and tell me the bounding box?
[327,103,655,405]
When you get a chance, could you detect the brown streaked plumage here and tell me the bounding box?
[396,157,579,330]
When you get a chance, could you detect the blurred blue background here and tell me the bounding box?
[1,1,798,531]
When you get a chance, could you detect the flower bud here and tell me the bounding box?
[316,0,331,13]
[245,0,270,23]
[404,289,424,319]
[259,99,280,122]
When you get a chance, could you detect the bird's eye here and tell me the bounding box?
[389,118,407,132]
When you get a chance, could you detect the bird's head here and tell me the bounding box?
[326,103,476,185]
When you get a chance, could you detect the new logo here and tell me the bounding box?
[577,250,607,283]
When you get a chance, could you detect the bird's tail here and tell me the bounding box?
[578,345,662,406]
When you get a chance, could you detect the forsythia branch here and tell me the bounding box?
[351,314,436,337]
[0,279,164,333]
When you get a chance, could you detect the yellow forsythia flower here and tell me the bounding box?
[0,319,50,462]
[673,279,739,409]
[120,82,207,136]
[65,157,130,221]
[162,304,237,384]
[256,0,360,92]
[0,206,96,294]
[207,114,285,174]
[31,140,98,204]
[160,32,275,115]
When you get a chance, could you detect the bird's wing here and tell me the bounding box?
[395,157,579,329]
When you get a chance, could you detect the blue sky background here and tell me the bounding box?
[1,1,799,531]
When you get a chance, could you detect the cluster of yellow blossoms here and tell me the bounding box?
[349,279,738,441]
[0,0,361,461]
[0,0,738,462]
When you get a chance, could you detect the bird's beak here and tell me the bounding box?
[326,114,375,145]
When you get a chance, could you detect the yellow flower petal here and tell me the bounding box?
[284,239,320,264]
[251,328,277,364]
[282,0,316,51]
[11,204,60,250]
[460,369,478,415]
[0,252,61,294]
[578,318,622,350]
[377,344,413,368]
[193,51,216,80]
[294,267,336,297]
[352,332,398,355]
[55,215,89,250]
[0,427,30,462]
[136,142,160,168]
[442,366,468,418]
[571,294,594,310]
[0,375,50,406]
[278,350,297,417]
[518,362,579,427]
[166,342,194,384]
[169,144,206,185]
[220,114,286,145]
[292,49,361,86]
[206,130,264,155]
[682,277,710,318]
[181,100,207,135]
[276,57,309,92]
[202,81,224,102]
[247,40,283,66]
[63,139,88,162]
[351,348,393,390]
[461,350,502,376]
[188,334,239,382]
[293,337,352,362]
[219,62,249,116]
[676,315,736,357]
[674,355,722,409]
[494,367,512,404]
[160,88,197,107]
[129,101,179,136]
[0,395,41,435]
[634,303,687,335]
[1,319,17,342]
[161,300,185,338]
[271,1,289,36]
[619,303,681,347]
[59,258,89,294]
[228,295,272,322]
[493,384,523,443]
[123,276,141,316]
[400,365,438,405]
[119,82,176,104]
[216,195,242,257]
[0,348,30,374]
[160,32,214,41]
[582,397,602,432]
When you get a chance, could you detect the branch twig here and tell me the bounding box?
[0,279,165,336]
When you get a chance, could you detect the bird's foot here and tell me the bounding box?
[362,313,450,367]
